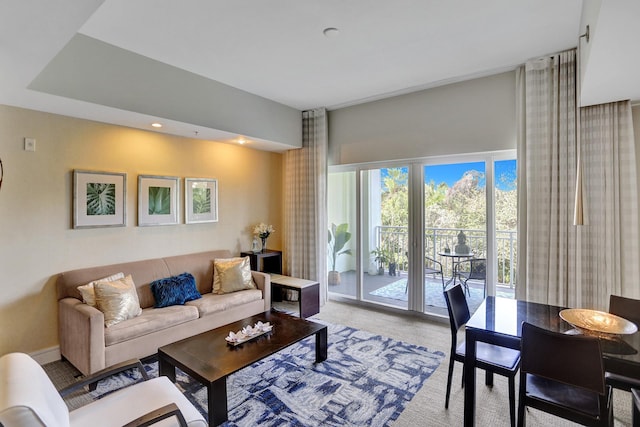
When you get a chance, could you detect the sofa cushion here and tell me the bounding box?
[186,289,263,317]
[77,272,125,307]
[104,305,199,346]
[212,257,256,294]
[94,275,143,328]
[150,272,201,308]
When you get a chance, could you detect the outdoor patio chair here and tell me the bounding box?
[517,322,613,427]
[454,257,486,297]
[0,352,206,427]
[405,256,445,294]
[443,284,520,427]
[607,295,640,392]
[425,256,445,290]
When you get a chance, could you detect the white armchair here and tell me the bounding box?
[0,352,206,427]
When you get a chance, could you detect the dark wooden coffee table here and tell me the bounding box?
[158,310,328,426]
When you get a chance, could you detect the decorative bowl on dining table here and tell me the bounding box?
[560,308,638,338]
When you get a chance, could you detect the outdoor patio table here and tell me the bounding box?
[463,296,640,427]
[437,251,474,287]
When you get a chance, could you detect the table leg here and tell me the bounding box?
[485,371,494,387]
[158,354,176,383]
[316,327,328,362]
[209,377,228,426]
[464,328,477,427]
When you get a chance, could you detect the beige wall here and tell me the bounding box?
[328,71,517,165]
[0,105,282,356]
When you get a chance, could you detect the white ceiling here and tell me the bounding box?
[2,0,639,148]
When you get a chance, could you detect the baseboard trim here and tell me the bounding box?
[30,346,61,365]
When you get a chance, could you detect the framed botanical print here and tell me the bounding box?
[138,175,179,226]
[185,178,218,224]
[73,170,126,229]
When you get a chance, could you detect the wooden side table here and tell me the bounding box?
[240,250,282,274]
[270,274,320,318]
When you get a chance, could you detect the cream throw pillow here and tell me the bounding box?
[94,275,142,327]
[212,257,256,294]
[77,272,125,307]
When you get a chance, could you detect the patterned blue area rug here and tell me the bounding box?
[91,323,444,426]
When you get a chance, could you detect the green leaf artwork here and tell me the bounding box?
[192,187,211,214]
[86,183,116,216]
[148,186,171,215]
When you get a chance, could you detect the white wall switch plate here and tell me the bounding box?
[24,137,36,152]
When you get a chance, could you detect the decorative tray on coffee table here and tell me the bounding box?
[225,321,273,346]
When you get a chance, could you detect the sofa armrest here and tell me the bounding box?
[251,271,271,311]
[58,298,106,375]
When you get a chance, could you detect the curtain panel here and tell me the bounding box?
[517,48,639,309]
[579,101,640,306]
[283,108,329,305]
[516,50,579,307]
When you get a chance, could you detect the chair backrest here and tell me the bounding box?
[521,322,605,395]
[444,284,471,334]
[468,258,486,279]
[609,294,640,327]
[0,353,70,427]
[425,256,442,273]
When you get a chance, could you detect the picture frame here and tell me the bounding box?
[185,178,218,224]
[138,175,180,226]
[73,170,127,229]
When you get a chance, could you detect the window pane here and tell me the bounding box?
[424,162,486,315]
[363,167,409,310]
[495,159,517,299]
[327,171,357,298]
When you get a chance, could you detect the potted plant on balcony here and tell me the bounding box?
[371,247,389,275]
[328,223,352,285]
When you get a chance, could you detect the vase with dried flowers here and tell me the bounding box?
[253,223,274,252]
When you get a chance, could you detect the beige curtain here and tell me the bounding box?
[517,48,640,309]
[579,101,640,307]
[516,50,579,307]
[283,108,329,305]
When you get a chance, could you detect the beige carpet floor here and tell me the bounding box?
[45,299,633,426]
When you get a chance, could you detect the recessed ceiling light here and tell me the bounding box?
[151,122,162,128]
[237,137,247,145]
[323,27,340,38]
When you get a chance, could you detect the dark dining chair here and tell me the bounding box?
[517,322,613,427]
[444,284,520,427]
[607,294,640,392]
[454,258,486,297]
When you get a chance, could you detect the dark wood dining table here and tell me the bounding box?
[463,296,640,427]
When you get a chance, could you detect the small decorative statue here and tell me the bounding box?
[454,230,470,254]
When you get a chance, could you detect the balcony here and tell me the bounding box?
[375,225,517,290]
[329,225,516,316]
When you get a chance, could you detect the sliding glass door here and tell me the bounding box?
[423,162,486,316]
[328,152,516,317]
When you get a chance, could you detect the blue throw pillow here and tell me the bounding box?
[150,272,201,308]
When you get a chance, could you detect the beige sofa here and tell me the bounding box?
[56,250,271,375]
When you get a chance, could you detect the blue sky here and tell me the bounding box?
[425,160,516,191]
[382,159,517,191]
